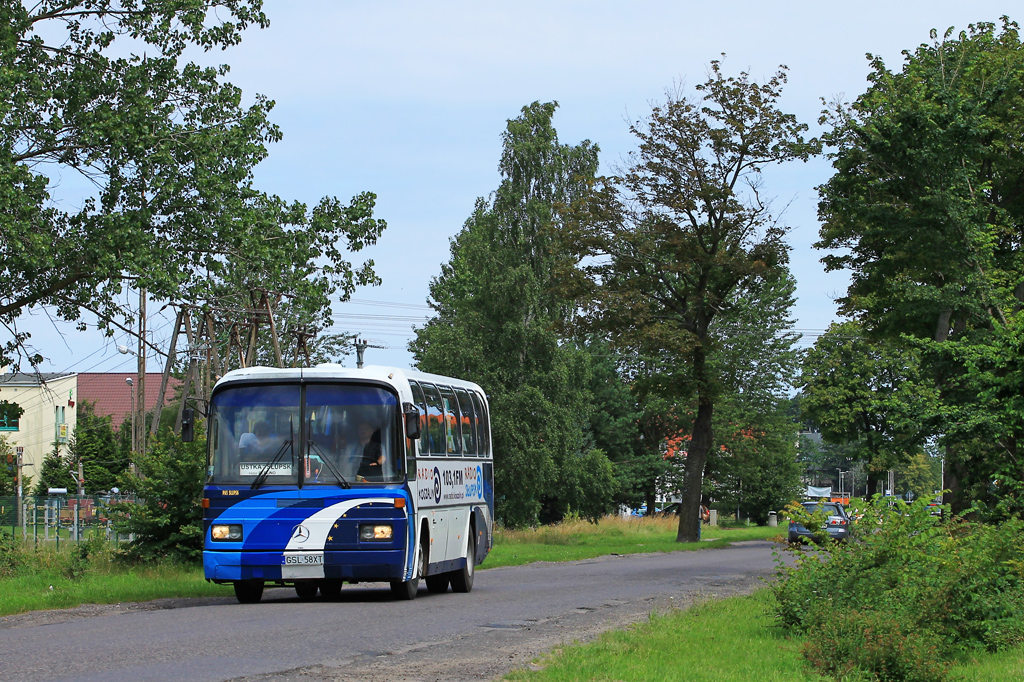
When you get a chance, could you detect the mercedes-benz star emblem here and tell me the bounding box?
[291,524,310,543]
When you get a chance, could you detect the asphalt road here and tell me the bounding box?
[0,540,781,682]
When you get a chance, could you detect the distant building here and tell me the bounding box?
[76,373,179,430]
[0,371,78,489]
[0,370,180,491]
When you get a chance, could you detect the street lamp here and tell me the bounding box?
[838,469,846,501]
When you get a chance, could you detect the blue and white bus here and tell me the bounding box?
[200,365,494,603]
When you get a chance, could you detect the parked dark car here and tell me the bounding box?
[653,502,680,516]
[788,501,851,543]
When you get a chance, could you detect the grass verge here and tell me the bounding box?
[503,590,1024,682]
[506,590,826,682]
[487,515,778,568]
[0,547,231,617]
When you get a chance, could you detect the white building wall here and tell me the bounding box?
[0,375,78,493]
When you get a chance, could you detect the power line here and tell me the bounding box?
[342,298,433,311]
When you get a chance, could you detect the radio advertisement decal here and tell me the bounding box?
[415,460,485,508]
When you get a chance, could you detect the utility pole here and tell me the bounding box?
[353,338,387,369]
[136,288,146,456]
[15,447,22,532]
[151,309,183,436]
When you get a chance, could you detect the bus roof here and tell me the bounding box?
[215,364,487,399]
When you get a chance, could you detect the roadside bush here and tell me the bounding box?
[109,430,206,563]
[773,495,1024,680]
[63,536,107,580]
[0,531,20,577]
[802,610,947,682]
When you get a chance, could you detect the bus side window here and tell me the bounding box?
[439,386,461,455]
[455,388,477,455]
[472,392,490,458]
[410,381,428,456]
[421,383,445,456]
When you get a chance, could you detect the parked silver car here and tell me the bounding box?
[788,501,851,543]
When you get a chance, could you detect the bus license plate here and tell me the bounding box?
[283,552,323,566]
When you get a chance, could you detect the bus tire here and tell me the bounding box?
[391,535,425,600]
[234,580,264,604]
[320,579,343,600]
[450,532,475,593]
[425,574,449,593]
[295,582,319,600]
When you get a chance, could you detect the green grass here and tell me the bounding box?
[506,590,828,682]
[0,542,231,617]
[949,647,1024,681]
[486,515,779,568]
[0,564,232,615]
[504,589,1024,682]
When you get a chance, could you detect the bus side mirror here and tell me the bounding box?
[181,408,195,442]
[403,403,420,440]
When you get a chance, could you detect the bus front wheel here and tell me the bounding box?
[391,537,425,600]
[450,532,475,593]
[234,580,264,604]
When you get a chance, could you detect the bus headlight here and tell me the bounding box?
[360,524,393,541]
[211,524,243,541]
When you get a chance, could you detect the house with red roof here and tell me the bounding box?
[75,373,181,429]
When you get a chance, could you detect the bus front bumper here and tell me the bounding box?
[204,549,407,582]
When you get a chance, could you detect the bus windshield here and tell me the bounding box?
[208,383,402,485]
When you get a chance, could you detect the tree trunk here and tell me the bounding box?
[644,489,656,516]
[677,397,713,543]
[866,474,879,499]
[942,444,970,515]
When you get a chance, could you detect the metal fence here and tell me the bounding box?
[0,495,135,545]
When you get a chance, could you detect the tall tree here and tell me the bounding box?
[0,1,384,369]
[815,18,1024,510]
[561,63,818,541]
[0,436,18,496]
[411,102,609,526]
[704,270,804,521]
[67,401,130,495]
[706,394,803,524]
[799,321,935,496]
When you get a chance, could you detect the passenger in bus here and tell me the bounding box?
[239,420,273,458]
[353,420,386,481]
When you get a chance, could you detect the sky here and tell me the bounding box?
[20,0,1019,375]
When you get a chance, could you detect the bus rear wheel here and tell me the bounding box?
[234,580,264,604]
[450,532,475,593]
[320,579,343,600]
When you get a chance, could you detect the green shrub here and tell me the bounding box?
[0,531,20,577]
[802,610,947,682]
[109,430,206,563]
[63,536,106,580]
[773,495,1024,680]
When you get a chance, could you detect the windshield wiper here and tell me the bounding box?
[307,419,351,489]
[251,418,294,490]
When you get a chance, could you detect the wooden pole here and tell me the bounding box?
[151,309,182,436]
[137,288,147,454]
[265,294,284,368]
[175,313,196,435]
[207,313,223,379]
[245,292,261,367]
